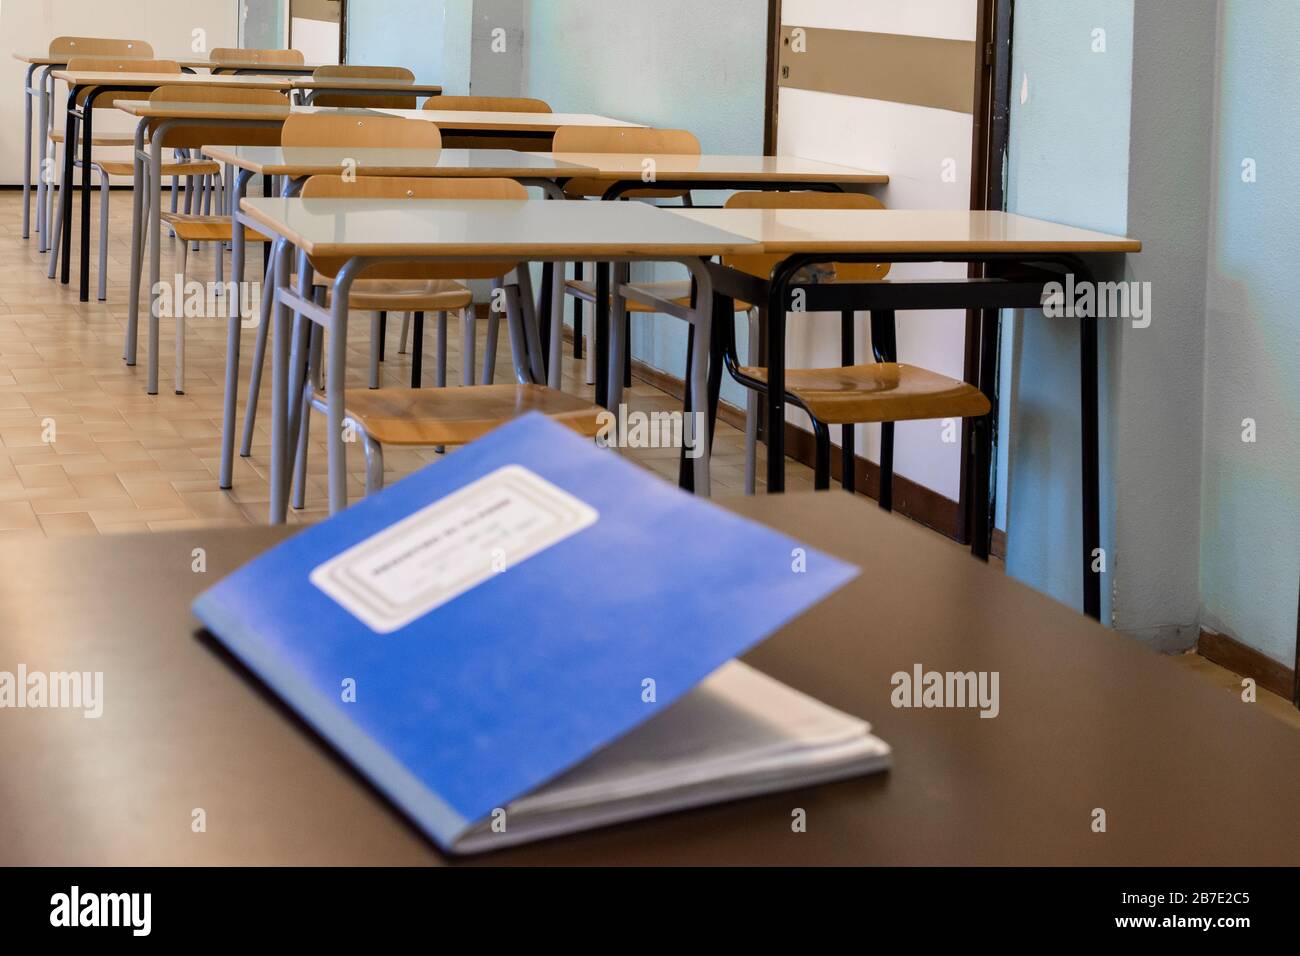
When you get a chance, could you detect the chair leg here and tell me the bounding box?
[812,420,832,491]
[378,311,387,362]
[476,305,496,385]
[291,302,324,512]
[879,422,895,511]
[410,311,424,388]
[174,239,189,394]
[361,431,385,496]
[743,307,761,495]
[96,165,110,301]
[368,311,381,388]
[460,307,476,386]
[398,311,411,354]
[46,158,64,279]
[239,269,276,457]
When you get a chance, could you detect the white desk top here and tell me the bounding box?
[117,102,383,120]
[51,70,294,90]
[204,145,595,178]
[377,109,643,132]
[669,208,1142,254]
[538,153,888,184]
[290,78,443,94]
[239,197,759,259]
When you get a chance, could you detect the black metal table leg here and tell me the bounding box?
[594,263,610,408]
[840,310,856,492]
[678,323,696,492]
[59,88,78,285]
[538,263,553,382]
[573,261,584,359]
[79,89,98,301]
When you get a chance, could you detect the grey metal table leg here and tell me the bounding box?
[219,168,255,490]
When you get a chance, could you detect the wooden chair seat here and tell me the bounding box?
[315,274,473,311]
[49,130,136,146]
[737,362,990,425]
[567,278,752,313]
[98,159,220,178]
[324,384,605,447]
[159,212,272,243]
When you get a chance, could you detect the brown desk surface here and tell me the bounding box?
[1,493,1297,865]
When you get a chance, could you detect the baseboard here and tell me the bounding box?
[1198,627,1296,701]
[991,528,1007,560]
[627,355,964,542]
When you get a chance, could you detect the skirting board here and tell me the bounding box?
[1198,627,1296,703]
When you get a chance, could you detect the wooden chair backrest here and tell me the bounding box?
[51,37,153,58]
[64,57,181,108]
[280,113,443,149]
[301,176,527,281]
[554,126,701,200]
[146,85,291,147]
[424,96,553,114]
[309,65,418,109]
[209,48,306,66]
[722,191,890,282]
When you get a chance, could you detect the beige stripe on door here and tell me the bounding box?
[779,26,977,115]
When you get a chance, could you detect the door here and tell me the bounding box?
[767,0,988,537]
[289,0,343,64]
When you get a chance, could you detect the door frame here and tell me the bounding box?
[762,0,1015,543]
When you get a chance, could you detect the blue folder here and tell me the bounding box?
[194,413,858,852]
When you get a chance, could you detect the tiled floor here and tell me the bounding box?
[0,189,814,540]
[3,189,1296,730]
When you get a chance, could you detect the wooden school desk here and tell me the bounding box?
[3,492,1298,866]
[13,50,325,248]
[200,145,601,493]
[670,207,1142,620]
[48,71,296,303]
[112,100,351,396]
[379,108,644,148]
[237,196,758,517]
[534,153,890,409]
[289,77,443,106]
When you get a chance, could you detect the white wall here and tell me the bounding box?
[346,0,471,93]
[0,0,240,184]
[776,0,977,501]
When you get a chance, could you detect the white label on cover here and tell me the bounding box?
[310,465,598,634]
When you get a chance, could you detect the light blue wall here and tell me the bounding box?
[1002,0,1134,618]
[524,0,768,396]
[347,0,471,93]
[1200,0,1300,664]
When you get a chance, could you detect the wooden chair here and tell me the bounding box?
[661,191,991,500]
[308,65,418,108]
[554,126,702,382]
[209,48,306,67]
[421,95,553,150]
[238,113,497,467]
[290,174,602,499]
[119,85,289,392]
[45,58,186,293]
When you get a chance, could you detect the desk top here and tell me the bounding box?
[239,196,759,259]
[51,70,294,90]
[2,493,1297,865]
[540,152,889,184]
[117,102,380,120]
[290,78,442,94]
[203,145,594,178]
[380,108,643,132]
[670,208,1142,254]
[15,52,327,72]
